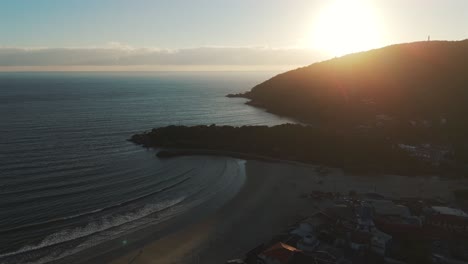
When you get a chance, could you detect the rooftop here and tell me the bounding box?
[370,200,411,217]
[431,206,468,218]
[259,242,302,264]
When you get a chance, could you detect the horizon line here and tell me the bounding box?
[0,65,305,72]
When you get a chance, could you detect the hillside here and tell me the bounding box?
[228,40,468,163]
[233,40,468,128]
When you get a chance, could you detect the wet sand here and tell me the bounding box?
[109,160,468,264]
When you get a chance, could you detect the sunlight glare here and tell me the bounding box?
[310,0,383,57]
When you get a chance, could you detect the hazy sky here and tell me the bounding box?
[1,0,467,71]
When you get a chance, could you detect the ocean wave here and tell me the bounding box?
[0,196,186,260]
[1,161,190,201]
[0,172,192,235]
[2,164,155,196]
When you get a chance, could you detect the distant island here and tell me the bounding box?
[132,40,468,176]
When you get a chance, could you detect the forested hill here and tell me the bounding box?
[130,41,468,174]
[233,40,468,128]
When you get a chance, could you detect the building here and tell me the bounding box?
[370,200,411,218]
[257,242,302,264]
[370,229,392,256]
[425,206,468,235]
[397,143,452,166]
[289,222,320,252]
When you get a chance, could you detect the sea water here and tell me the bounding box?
[0,71,295,263]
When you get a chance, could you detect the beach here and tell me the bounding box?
[108,159,468,264]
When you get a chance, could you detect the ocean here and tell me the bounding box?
[0,72,295,264]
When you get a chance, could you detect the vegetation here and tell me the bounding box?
[131,41,468,176]
[229,40,468,165]
[130,124,450,175]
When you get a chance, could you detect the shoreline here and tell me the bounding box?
[106,159,467,264]
[156,148,320,169]
[50,157,246,264]
[108,160,320,264]
[130,124,459,176]
[156,148,445,178]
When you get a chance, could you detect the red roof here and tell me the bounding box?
[260,242,301,264]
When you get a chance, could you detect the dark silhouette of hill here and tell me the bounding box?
[129,41,468,176]
[229,40,468,163]
[130,124,438,175]
[233,40,468,126]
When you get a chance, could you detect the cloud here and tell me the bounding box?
[0,44,325,68]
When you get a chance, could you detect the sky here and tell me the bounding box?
[1,0,467,71]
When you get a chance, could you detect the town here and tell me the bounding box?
[228,190,468,264]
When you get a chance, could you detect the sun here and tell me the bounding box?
[310,0,383,57]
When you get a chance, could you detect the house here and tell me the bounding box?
[325,204,355,222]
[370,229,392,256]
[370,200,411,218]
[430,206,468,218]
[348,230,372,251]
[324,204,356,230]
[296,234,320,252]
[355,202,374,231]
[397,143,452,166]
[290,223,313,238]
[289,222,320,252]
[425,206,468,234]
[257,242,302,264]
[371,200,423,238]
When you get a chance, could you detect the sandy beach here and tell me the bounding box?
[107,159,468,264]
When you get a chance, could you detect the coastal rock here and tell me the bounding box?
[226,92,251,99]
